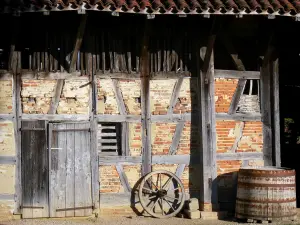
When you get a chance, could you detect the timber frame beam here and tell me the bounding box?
[198,18,219,211]
[140,20,152,176]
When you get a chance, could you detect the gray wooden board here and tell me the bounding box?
[66,123,75,217]
[169,122,185,155]
[272,59,281,167]
[98,152,263,165]
[116,164,131,193]
[48,79,64,114]
[167,77,183,114]
[21,121,48,218]
[261,47,273,166]
[0,156,16,164]
[90,120,99,211]
[112,79,127,115]
[228,79,247,115]
[0,194,14,200]
[49,122,92,218]
[22,114,89,121]
[214,70,260,79]
[0,114,13,120]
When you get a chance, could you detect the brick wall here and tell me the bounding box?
[0,120,15,218]
[214,78,264,211]
[21,79,90,114]
[0,81,13,114]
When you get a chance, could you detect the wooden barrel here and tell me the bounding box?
[235,167,297,222]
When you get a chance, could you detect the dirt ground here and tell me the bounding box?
[1,215,300,225]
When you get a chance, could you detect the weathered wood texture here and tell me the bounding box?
[69,15,87,73]
[21,121,49,218]
[141,20,151,176]
[49,123,92,217]
[261,46,274,166]
[48,79,64,114]
[98,152,263,165]
[272,58,280,167]
[199,33,218,209]
[169,122,185,155]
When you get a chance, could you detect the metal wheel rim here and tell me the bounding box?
[138,170,186,219]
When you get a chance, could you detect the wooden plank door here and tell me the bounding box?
[21,121,49,218]
[49,122,92,217]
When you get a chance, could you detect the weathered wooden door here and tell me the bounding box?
[49,122,92,217]
[21,121,49,219]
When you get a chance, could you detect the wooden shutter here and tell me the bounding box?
[49,122,92,217]
[98,123,121,155]
[21,121,49,219]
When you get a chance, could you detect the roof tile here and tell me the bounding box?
[0,0,299,15]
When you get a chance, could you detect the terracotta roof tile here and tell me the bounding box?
[1,0,299,16]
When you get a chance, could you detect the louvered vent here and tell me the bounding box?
[98,123,121,155]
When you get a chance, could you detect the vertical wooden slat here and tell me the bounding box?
[272,58,281,167]
[74,124,85,217]
[21,121,48,218]
[56,124,67,217]
[83,124,92,216]
[49,123,55,217]
[121,122,130,156]
[101,32,105,73]
[65,123,75,217]
[90,120,99,212]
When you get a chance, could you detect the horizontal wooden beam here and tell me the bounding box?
[0,114,14,120]
[20,113,261,123]
[21,70,82,80]
[22,114,89,121]
[2,70,260,81]
[216,152,263,160]
[96,115,141,123]
[0,194,15,200]
[151,113,192,122]
[0,156,16,164]
[215,70,260,79]
[216,113,261,121]
[99,152,263,165]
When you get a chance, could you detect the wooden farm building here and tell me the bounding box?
[0,0,300,219]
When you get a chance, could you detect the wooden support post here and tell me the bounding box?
[168,77,183,115]
[261,45,274,166]
[13,51,22,215]
[198,19,218,211]
[48,79,64,114]
[169,122,185,155]
[141,20,151,176]
[272,58,280,167]
[69,14,87,73]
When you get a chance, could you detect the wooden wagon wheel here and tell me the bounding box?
[138,170,185,218]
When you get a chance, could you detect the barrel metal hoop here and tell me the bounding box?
[237,182,296,188]
[239,170,295,177]
[236,197,297,203]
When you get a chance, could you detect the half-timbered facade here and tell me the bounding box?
[0,0,299,219]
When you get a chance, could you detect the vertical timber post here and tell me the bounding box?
[261,45,274,166]
[11,15,22,214]
[141,19,151,176]
[199,18,218,211]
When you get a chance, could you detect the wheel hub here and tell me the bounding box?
[157,189,167,197]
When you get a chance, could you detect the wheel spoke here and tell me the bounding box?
[163,197,175,211]
[160,173,162,189]
[162,176,172,190]
[142,187,155,193]
[156,173,160,189]
[150,198,159,211]
[147,195,157,200]
[160,198,164,215]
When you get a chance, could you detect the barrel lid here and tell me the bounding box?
[239,166,295,177]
